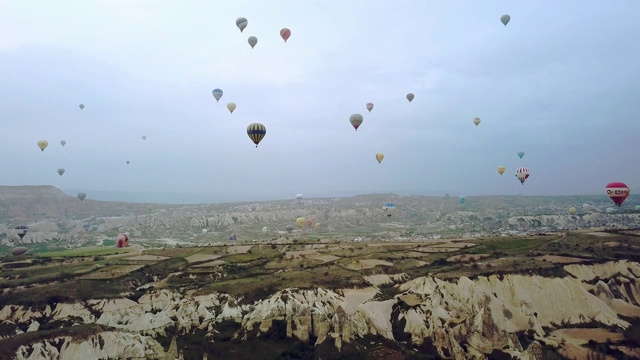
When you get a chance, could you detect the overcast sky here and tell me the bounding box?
[1,0,639,203]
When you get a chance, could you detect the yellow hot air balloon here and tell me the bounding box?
[497,166,505,175]
[569,207,577,215]
[37,140,48,152]
[296,217,305,228]
[227,102,237,114]
[376,153,384,164]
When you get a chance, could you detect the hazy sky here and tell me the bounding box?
[1,0,639,203]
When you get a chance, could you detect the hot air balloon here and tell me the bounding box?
[606,207,616,214]
[306,219,313,227]
[583,203,591,210]
[517,151,525,159]
[262,226,270,235]
[236,17,248,32]
[459,195,467,204]
[60,140,66,146]
[286,225,294,234]
[569,207,577,215]
[212,88,223,102]
[376,153,384,164]
[247,123,266,147]
[501,14,511,27]
[77,192,86,201]
[57,168,65,177]
[83,223,90,231]
[296,194,303,201]
[515,167,530,185]
[227,102,237,114]
[126,160,130,165]
[79,104,85,109]
[229,234,237,241]
[248,36,258,49]
[605,182,630,207]
[497,166,505,175]
[349,113,363,131]
[406,93,414,102]
[12,247,28,256]
[383,203,396,217]
[473,117,481,126]
[296,217,305,228]
[202,229,208,234]
[116,233,130,248]
[15,225,28,239]
[366,103,374,112]
[37,140,48,152]
[636,205,640,211]
[280,28,291,42]
[142,136,146,141]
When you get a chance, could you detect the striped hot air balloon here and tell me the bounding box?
[247,123,266,147]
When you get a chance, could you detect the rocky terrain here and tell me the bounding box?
[1,185,640,359]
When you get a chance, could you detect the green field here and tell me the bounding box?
[37,247,135,258]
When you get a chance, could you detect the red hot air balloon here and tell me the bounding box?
[605,182,630,207]
[280,28,291,43]
[116,233,130,248]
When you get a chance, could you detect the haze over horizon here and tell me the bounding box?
[2,1,639,204]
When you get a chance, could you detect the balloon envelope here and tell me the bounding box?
[116,233,130,248]
[473,117,481,126]
[366,103,374,112]
[569,207,577,215]
[142,136,146,141]
[515,167,530,184]
[406,93,414,102]
[459,195,466,204]
[227,102,237,113]
[383,203,396,217]
[57,168,65,176]
[501,14,511,26]
[79,104,85,109]
[376,153,384,164]
[247,123,266,147]
[236,17,248,32]
[296,194,303,201]
[296,217,305,228]
[286,225,294,234]
[262,226,270,235]
[60,140,66,146]
[248,36,258,48]
[497,166,505,175]
[212,88,223,102]
[37,140,48,152]
[605,182,630,207]
[517,151,525,159]
[77,192,86,201]
[349,114,363,130]
[280,28,291,42]
[12,247,28,256]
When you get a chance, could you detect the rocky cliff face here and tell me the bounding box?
[1,260,639,359]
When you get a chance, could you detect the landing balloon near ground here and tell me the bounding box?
[12,247,28,256]
[37,140,48,152]
[376,153,384,164]
[77,192,86,201]
[605,182,630,207]
[497,166,505,175]
[227,102,236,113]
[349,114,363,131]
[366,103,374,112]
[383,203,396,217]
[406,93,414,102]
[262,226,270,235]
[280,28,291,42]
[473,117,481,126]
[501,14,511,26]
[569,207,577,215]
[286,225,294,234]
[116,233,130,248]
[247,123,266,147]
[248,36,258,49]
[459,195,467,204]
[57,168,65,176]
[212,89,223,102]
[515,167,529,185]
[236,17,248,32]
[296,194,303,201]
